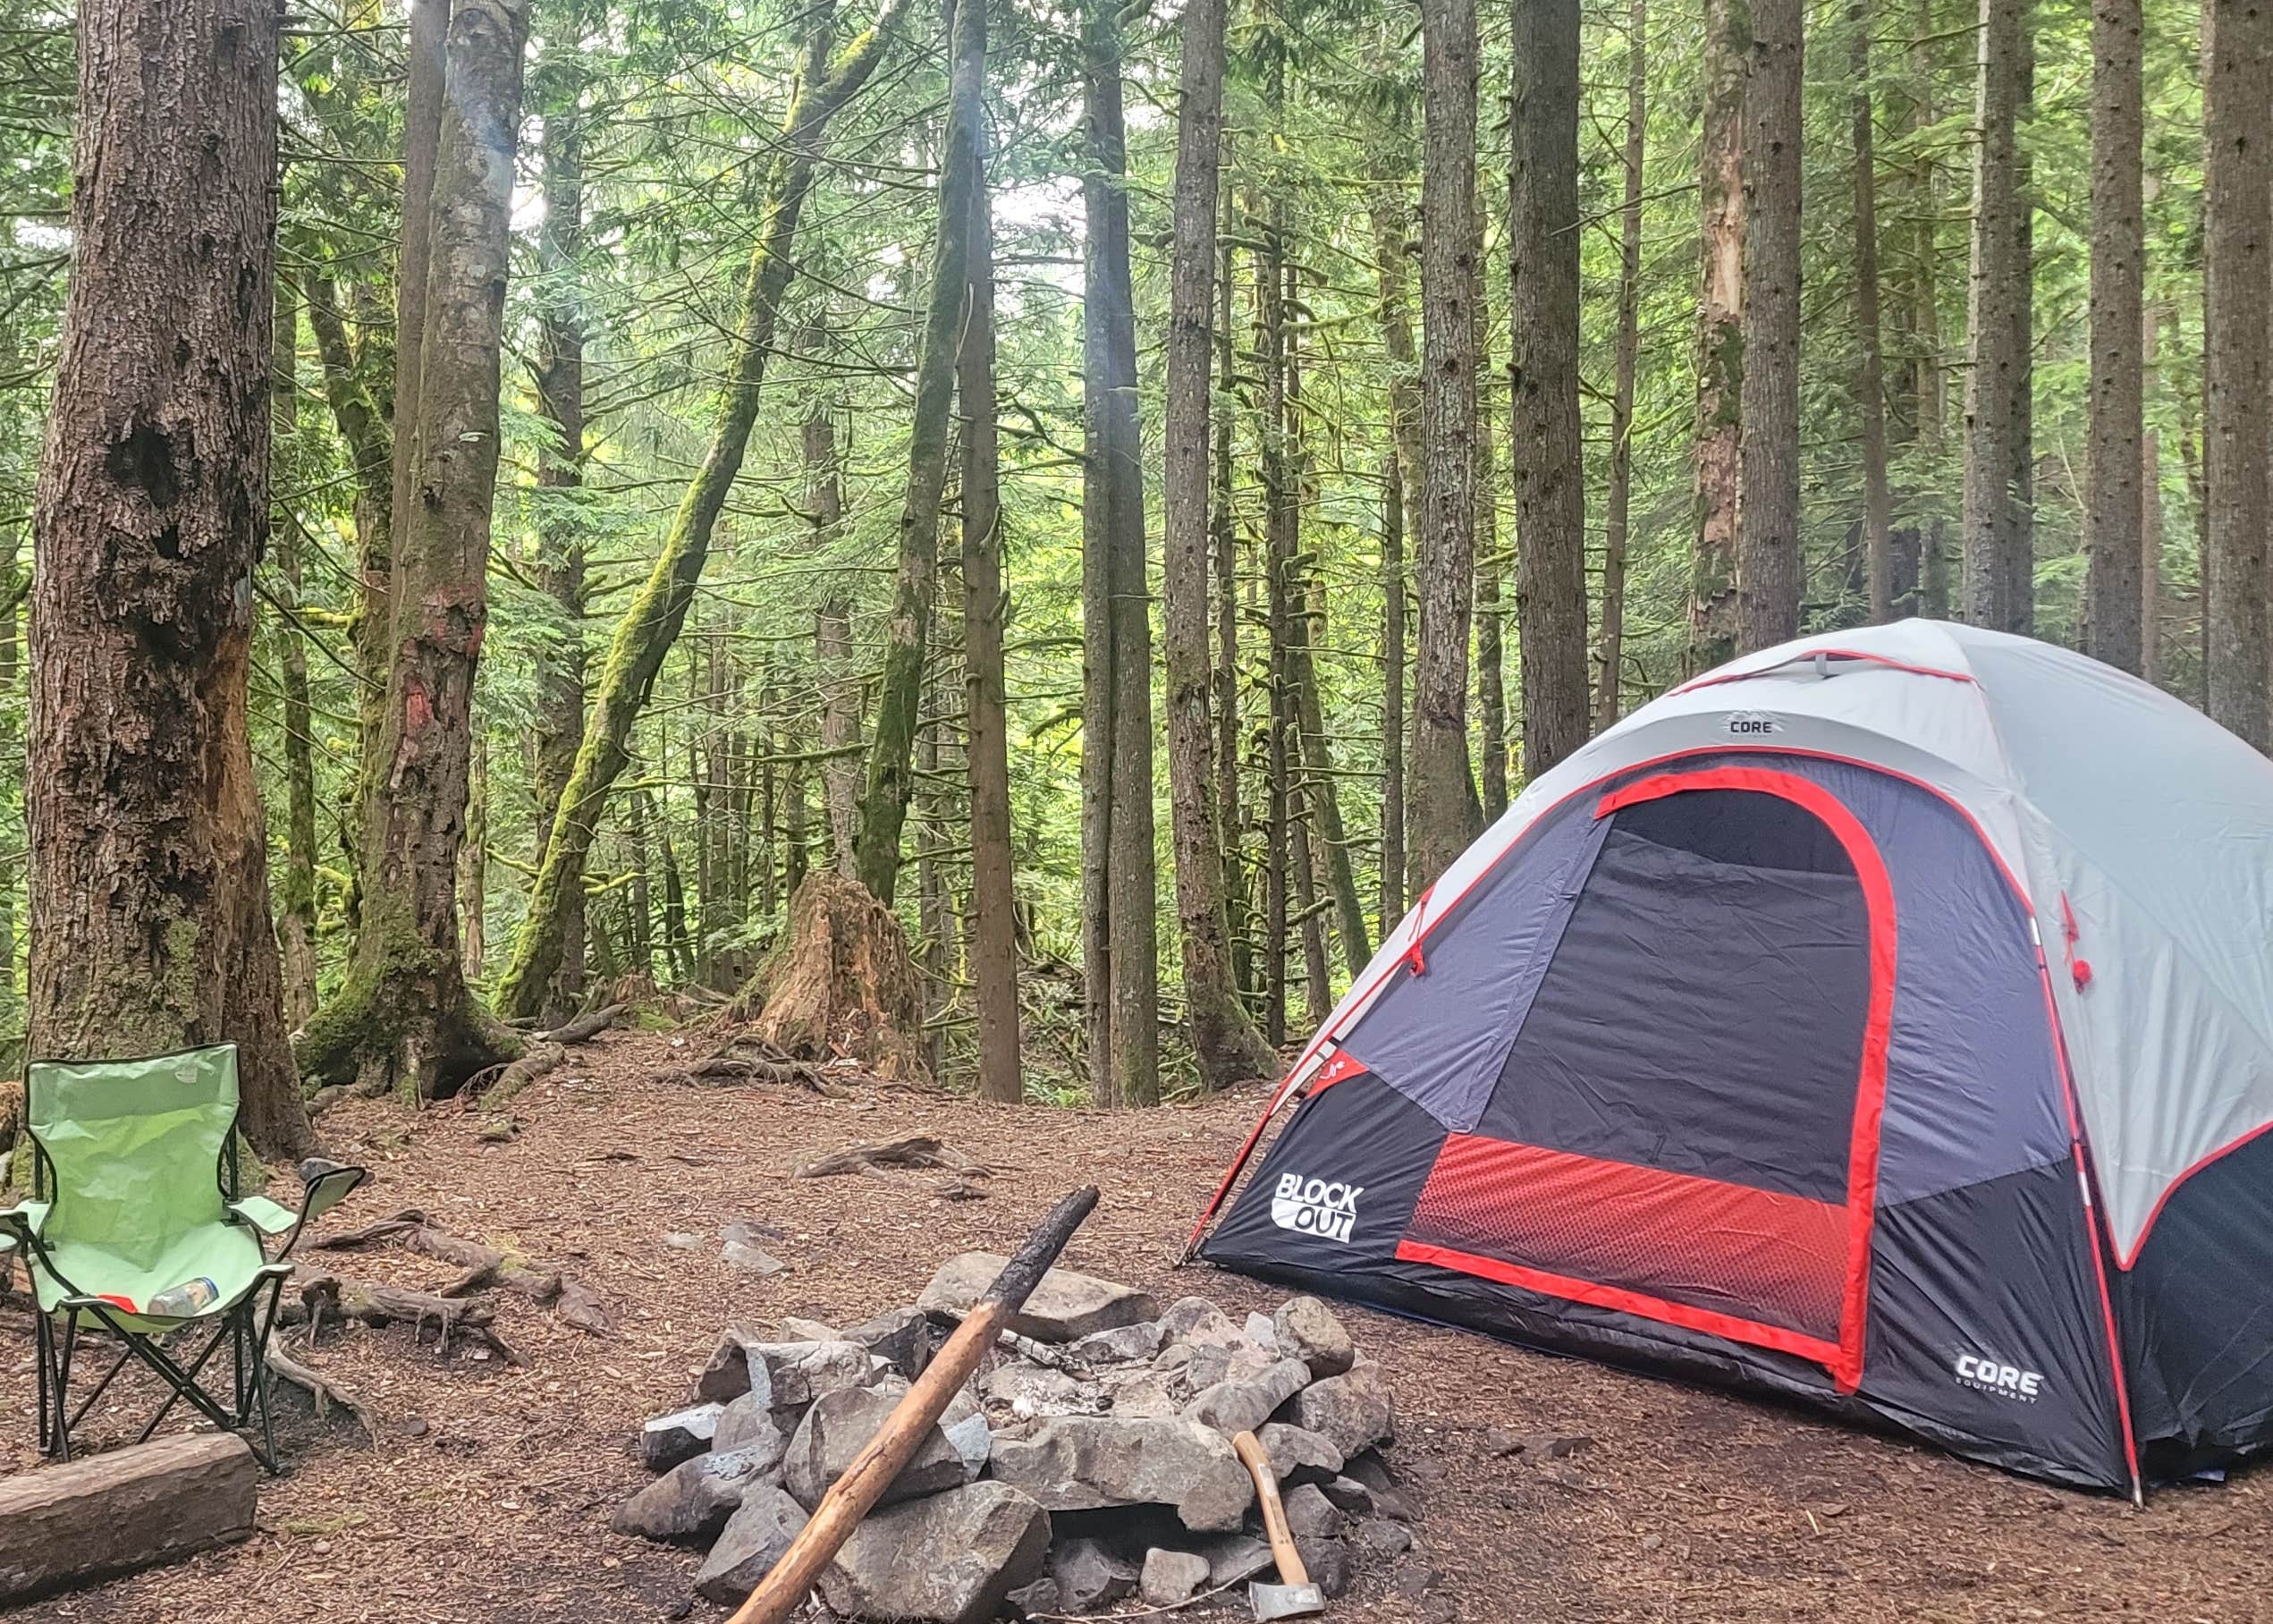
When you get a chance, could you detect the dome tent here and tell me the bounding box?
[1191,620,2273,1496]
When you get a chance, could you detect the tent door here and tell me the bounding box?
[1395,766,1894,1391]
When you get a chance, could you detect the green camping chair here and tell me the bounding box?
[0,1045,365,1470]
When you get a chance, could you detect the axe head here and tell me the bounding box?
[1250,1579,1326,1620]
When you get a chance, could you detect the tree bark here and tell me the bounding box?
[1379,455,1407,932]
[1163,0,1272,1087]
[274,279,321,1031]
[1258,204,1292,1048]
[805,409,861,877]
[1909,0,1950,621]
[1596,0,1644,732]
[2201,0,2269,749]
[1294,578,1370,975]
[29,0,312,1159]
[1962,0,2034,636]
[531,64,588,1019]
[855,0,985,906]
[296,0,529,1099]
[1737,0,1803,652]
[962,45,1019,1107]
[494,0,907,1016]
[1474,323,1506,819]
[1510,0,1589,777]
[2082,0,2144,672]
[1212,220,1255,1008]
[2140,300,2164,684]
[461,732,486,977]
[1690,0,1747,672]
[1853,0,1896,625]
[1412,0,1483,891]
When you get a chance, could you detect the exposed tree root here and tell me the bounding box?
[538,1000,630,1045]
[284,1266,528,1366]
[794,1134,998,1198]
[265,1341,378,1442]
[471,1041,565,1111]
[314,1207,612,1335]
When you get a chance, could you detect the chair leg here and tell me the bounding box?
[52,1312,80,1462]
[32,1309,53,1456]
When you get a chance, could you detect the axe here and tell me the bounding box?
[1231,1430,1326,1620]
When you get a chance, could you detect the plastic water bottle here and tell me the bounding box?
[147,1277,219,1317]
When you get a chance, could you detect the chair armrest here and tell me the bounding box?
[228,1196,297,1236]
[299,1162,367,1225]
[0,1200,50,1246]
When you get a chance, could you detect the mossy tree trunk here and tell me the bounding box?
[28,0,313,1160]
[854,0,986,907]
[494,0,908,1017]
[275,280,321,1030]
[296,0,529,1099]
[1689,0,1746,674]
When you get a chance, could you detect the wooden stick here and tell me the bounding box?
[1231,1430,1313,1587]
[727,1186,1101,1624]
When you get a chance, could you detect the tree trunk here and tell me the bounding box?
[2141,300,2164,684]
[2082,0,2144,672]
[1510,0,1590,777]
[494,0,908,1016]
[1295,579,1370,975]
[302,269,393,599]
[29,0,312,1159]
[274,280,321,1031]
[1853,0,1896,625]
[1258,203,1292,1049]
[531,71,587,1020]
[807,408,862,878]
[1909,0,1950,622]
[1412,0,1483,891]
[1380,454,1407,932]
[1962,0,2034,636]
[1474,322,1506,819]
[962,50,1019,1107]
[1690,0,1747,672]
[1172,0,1281,1087]
[1596,0,1644,732]
[627,784,655,976]
[2201,0,2269,749]
[1737,0,1802,652]
[296,0,529,1099]
[461,732,486,977]
[1214,217,1258,1016]
[855,0,985,905]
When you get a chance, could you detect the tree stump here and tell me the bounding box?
[733,874,928,1083]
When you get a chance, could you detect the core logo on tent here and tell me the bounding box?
[1725,710,1782,736]
[1272,1174,1363,1242]
[1954,1352,2044,1401]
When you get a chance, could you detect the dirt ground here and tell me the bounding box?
[4,1028,2268,1622]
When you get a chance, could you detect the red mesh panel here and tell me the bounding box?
[1406,1134,1848,1341]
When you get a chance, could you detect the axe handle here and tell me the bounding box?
[1231,1430,1312,1586]
[726,1186,1100,1624]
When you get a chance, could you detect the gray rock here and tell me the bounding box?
[608,1444,780,1544]
[1484,1427,1593,1460]
[1317,1475,1374,1517]
[988,1416,1255,1532]
[696,1327,775,1405]
[819,1481,1052,1624]
[1004,1577,1062,1619]
[722,1239,789,1275]
[1296,1536,1353,1599]
[844,1306,935,1379]
[1094,1364,1182,1419]
[1272,1297,1356,1378]
[1184,1358,1314,1438]
[639,1402,723,1471]
[918,1253,1157,1342]
[1340,1453,1415,1521]
[1196,1533,1276,1589]
[1157,1296,1245,1350]
[1181,1342,1236,1392]
[692,1486,808,1605]
[1139,1548,1211,1608]
[1069,1320,1165,1365]
[1356,1517,1415,1558]
[780,1315,840,1342]
[1280,1482,1345,1542]
[982,1363,1086,1418]
[1257,1422,1343,1482]
[1245,1310,1280,1347]
[1424,1598,1459,1624]
[1390,1561,1442,1599]
[942,1390,993,1477]
[759,1340,892,1409]
[1048,1536,1138,1611]
[782,1378,973,1510]
[1290,1360,1393,1457]
[712,1396,789,1473]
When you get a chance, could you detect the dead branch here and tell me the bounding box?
[313,1207,613,1335]
[794,1135,995,1180]
[283,1267,528,1366]
[265,1342,378,1442]
[537,1001,630,1045]
[996,1328,1091,1374]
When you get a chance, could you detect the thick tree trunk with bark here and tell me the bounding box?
[1258,207,1293,1048]
[855,0,985,905]
[961,56,1019,1106]
[1852,0,1895,625]
[1963,0,2034,636]
[1510,0,1589,778]
[1212,222,1256,1011]
[1163,0,1272,1087]
[1474,313,1505,820]
[1380,456,1407,931]
[494,0,906,1016]
[803,393,861,876]
[297,0,529,1099]
[2201,0,2269,749]
[1294,579,1370,975]
[29,0,313,1159]
[2083,0,2144,672]
[1908,0,1950,621]
[461,734,486,977]
[2141,302,2164,683]
[1412,0,1483,892]
[1690,0,1747,672]
[1737,0,1802,651]
[1597,0,1644,732]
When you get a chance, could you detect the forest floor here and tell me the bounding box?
[4,1026,2269,1623]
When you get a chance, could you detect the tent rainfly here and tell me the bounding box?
[1192,621,2273,1498]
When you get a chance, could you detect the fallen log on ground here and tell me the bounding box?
[793,1134,996,1198]
[283,1266,528,1366]
[314,1207,612,1334]
[539,1000,630,1045]
[726,1185,1101,1624]
[0,1433,256,1603]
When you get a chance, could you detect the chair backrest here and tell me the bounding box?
[25,1045,239,1272]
